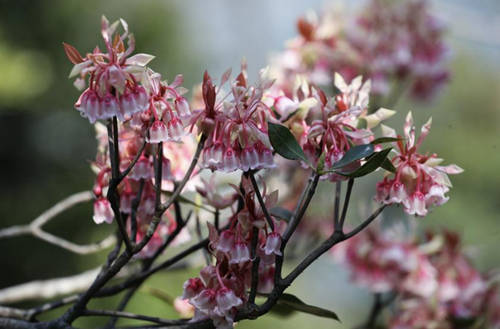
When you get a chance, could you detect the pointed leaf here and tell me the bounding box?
[338,148,392,178]
[371,137,402,145]
[276,293,340,321]
[63,42,84,64]
[268,122,308,163]
[380,158,396,173]
[270,207,293,222]
[332,144,374,169]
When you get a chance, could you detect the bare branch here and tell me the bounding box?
[0,191,93,239]
[248,171,275,231]
[0,191,115,255]
[31,230,116,255]
[82,309,186,326]
[0,266,134,305]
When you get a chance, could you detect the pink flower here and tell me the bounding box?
[65,17,154,123]
[182,278,205,299]
[173,297,194,318]
[375,112,463,216]
[216,230,236,253]
[147,120,169,143]
[194,66,276,173]
[196,174,237,210]
[263,232,282,256]
[215,287,243,315]
[93,197,114,224]
[129,155,154,181]
[229,242,251,265]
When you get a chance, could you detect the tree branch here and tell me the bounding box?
[338,178,354,231]
[82,309,186,326]
[106,118,134,253]
[0,191,115,255]
[248,171,275,231]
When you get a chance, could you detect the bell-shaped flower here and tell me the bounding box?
[93,197,114,224]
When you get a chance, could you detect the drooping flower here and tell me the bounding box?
[93,197,114,224]
[191,64,277,173]
[375,112,463,216]
[65,17,153,123]
[183,175,285,328]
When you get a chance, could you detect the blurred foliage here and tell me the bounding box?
[0,1,498,329]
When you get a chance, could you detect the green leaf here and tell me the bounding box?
[338,148,392,178]
[370,137,402,145]
[270,207,293,222]
[274,293,341,321]
[316,151,326,173]
[268,122,308,163]
[380,158,397,173]
[331,144,374,169]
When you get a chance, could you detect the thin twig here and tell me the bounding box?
[248,227,260,304]
[338,178,354,230]
[0,191,92,237]
[119,139,147,181]
[107,118,134,253]
[0,265,132,305]
[131,180,145,243]
[248,171,275,231]
[196,214,211,266]
[333,181,342,231]
[343,205,387,240]
[82,309,187,326]
[0,191,115,255]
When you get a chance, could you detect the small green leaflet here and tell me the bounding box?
[268,122,308,163]
[338,148,392,178]
[370,137,402,145]
[271,293,340,321]
[331,144,374,169]
[270,207,293,222]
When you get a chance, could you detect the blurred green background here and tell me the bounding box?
[0,0,498,328]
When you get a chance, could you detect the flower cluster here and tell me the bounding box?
[192,65,276,173]
[375,112,463,216]
[183,177,282,328]
[65,17,197,258]
[336,226,499,328]
[65,17,151,123]
[65,16,191,134]
[270,0,449,101]
[266,73,394,180]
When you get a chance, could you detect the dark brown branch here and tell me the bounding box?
[248,227,260,304]
[333,181,341,231]
[119,139,147,181]
[130,180,145,243]
[343,205,387,240]
[82,309,187,326]
[248,172,275,231]
[338,178,354,230]
[106,118,134,253]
